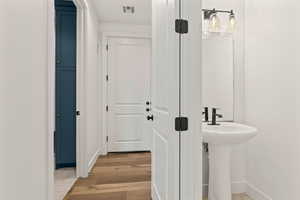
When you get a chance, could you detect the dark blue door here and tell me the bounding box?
[55,2,77,169]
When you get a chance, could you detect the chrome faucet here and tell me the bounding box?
[209,108,223,125]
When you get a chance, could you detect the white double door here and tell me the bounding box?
[107,37,152,152]
[107,0,202,199]
[151,0,202,199]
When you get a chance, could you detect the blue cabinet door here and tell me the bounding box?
[55,6,77,169]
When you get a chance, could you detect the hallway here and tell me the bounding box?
[64,152,151,200]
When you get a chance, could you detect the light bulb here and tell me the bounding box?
[228,11,236,32]
[209,11,220,32]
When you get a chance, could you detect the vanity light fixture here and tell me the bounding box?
[202,8,236,32]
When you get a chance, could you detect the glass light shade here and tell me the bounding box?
[228,13,236,32]
[209,13,221,32]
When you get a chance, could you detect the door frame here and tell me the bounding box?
[73,0,88,179]
[102,32,152,155]
[47,0,88,199]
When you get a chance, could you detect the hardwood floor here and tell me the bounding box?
[64,152,252,200]
[64,152,151,200]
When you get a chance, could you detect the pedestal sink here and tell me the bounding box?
[202,122,257,200]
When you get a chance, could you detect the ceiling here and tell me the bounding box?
[89,0,152,25]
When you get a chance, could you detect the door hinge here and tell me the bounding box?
[175,117,189,131]
[76,111,80,116]
[175,19,189,34]
[106,136,109,142]
[106,105,108,112]
[106,75,109,81]
[106,44,109,51]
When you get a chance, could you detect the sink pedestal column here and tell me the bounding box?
[208,144,232,200]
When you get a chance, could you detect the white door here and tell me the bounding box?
[152,0,202,199]
[151,0,180,199]
[107,37,152,152]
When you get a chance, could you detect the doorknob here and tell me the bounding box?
[147,115,154,121]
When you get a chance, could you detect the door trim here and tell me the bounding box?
[102,32,152,155]
[47,1,55,200]
[73,0,88,179]
[47,0,88,199]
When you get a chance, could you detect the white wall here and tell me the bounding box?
[0,1,102,199]
[202,0,246,195]
[245,0,300,199]
[99,22,151,36]
[84,0,102,171]
[0,0,51,199]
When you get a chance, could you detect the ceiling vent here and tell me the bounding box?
[123,6,135,14]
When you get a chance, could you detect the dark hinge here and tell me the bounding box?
[106,75,109,81]
[175,117,189,131]
[106,105,108,112]
[106,44,109,51]
[175,19,189,34]
[106,136,109,142]
[76,111,80,116]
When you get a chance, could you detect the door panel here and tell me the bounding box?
[55,7,77,168]
[153,130,168,199]
[114,114,143,141]
[56,9,77,67]
[107,37,151,152]
[152,0,180,199]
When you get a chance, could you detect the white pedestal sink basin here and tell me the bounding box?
[202,122,257,200]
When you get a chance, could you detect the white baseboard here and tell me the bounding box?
[202,181,246,197]
[151,184,160,200]
[232,181,247,193]
[88,148,101,173]
[246,182,272,200]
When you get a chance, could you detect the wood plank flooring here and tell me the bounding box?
[64,152,252,200]
[64,152,151,200]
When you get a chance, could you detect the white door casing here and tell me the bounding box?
[107,37,152,152]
